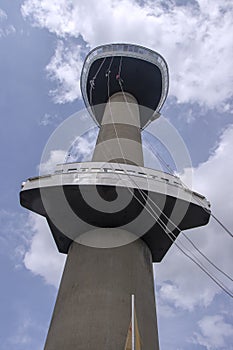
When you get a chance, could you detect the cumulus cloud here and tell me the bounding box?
[0,8,7,21]
[0,209,64,288]
[24,213,66,287]
[191,314,233,349]
[0,8,16,37]
[156,123,233,310]
[21,0,233,110]
[39,149,66,174]
[39,112,60,126]
[45,40,83,103]
[0,210,31,268]
[66,127,97,162]
[39,129,97,174]
[9,317,33,346]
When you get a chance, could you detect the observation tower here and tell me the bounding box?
[20,44,211,349]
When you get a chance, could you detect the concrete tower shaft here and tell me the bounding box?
[44,233,159,350]
[92,92,143,166]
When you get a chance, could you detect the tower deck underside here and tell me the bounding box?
[20,162,211,262]
[86,56,162,128]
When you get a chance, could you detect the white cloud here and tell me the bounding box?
[5,306,46,350]
[0,8,7,21]
[0,210,31,270]
[156,123,233,310]
[0,8,16,37]
[39,112,59,126]
[0,209,65,288]
[192,314,233,349]
[21,0,233,110]
[66,127,97,162]
[39,149,66,174]
[46,40,83,103]
[39,130,97,173]
[24,213,66,287]
[9,317,32,346]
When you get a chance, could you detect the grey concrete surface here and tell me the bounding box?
[92,92,143,166]
[44,232,159,350]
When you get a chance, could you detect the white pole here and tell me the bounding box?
[131,294,135,350]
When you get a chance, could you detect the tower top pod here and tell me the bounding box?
[81,43,169,129]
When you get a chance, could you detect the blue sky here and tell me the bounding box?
[0,0,233,349]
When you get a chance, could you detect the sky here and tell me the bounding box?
[0,0,233,349]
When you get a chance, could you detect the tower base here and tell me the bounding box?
[44,229,159,350]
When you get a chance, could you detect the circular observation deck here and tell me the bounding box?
[20,162,210,262]
[81,44,169,129]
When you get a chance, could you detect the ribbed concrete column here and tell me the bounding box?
[44,230,159,350]
[92,92,144,166]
